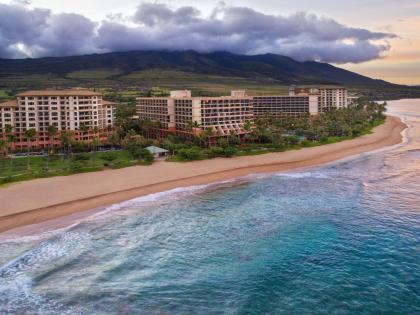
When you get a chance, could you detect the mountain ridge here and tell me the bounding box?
[0,50,396,87]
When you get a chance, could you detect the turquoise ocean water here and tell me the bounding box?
[0,100,419,314]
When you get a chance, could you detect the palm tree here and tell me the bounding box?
[46,125,58,170]
[203,127,215,147]
[186,121,194,132]
[108,132,120,149]
[0,139,7,156]
[24,128,36,170]
[79,124,88,133]
[5,124,13,135]
[91,137,101,166]
[0,139,7,175]
[140,119,152,139]
[60,132,73,159]
[4,124,14,155]
[243,121,252,133]
[79,124,89,140]
[6,133,16,171]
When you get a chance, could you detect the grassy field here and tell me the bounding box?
[66,69,123,80]
[0,69,291,97]
[0,150,147,185]
[0,89,11,102]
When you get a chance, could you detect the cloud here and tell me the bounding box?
[0,2,396,63]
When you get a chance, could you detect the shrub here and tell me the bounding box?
[73,153,90,161]
[301,140,312,147]
[177,148,203,161]
[207,146,224,158]
[287,136,300,145]
[122,134,149,155]
[218,138,229,148]
[222,146,237,157]
[69,162,83,173]
[132,148,154,162]
[101,152,118,161]
[72,142,89,153]
[320,136,329,143]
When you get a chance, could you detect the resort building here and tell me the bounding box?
[137,87,352,139]
[0,88,116,150]
[137,90,254,137]
[289,86,348,112]
[253,95,319,118]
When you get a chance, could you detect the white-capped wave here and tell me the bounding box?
[0,231,90,278]
[275,171,329,179]
[85,177,258,221]
[0,231,90,314]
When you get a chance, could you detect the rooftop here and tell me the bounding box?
[0,100,18,108]
[17,89,102,97]
[145,146,169,154]
[102,100,118,106]
[289,85,346,89]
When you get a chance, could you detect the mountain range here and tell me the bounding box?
[0,50,394,87]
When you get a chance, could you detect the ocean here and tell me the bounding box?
[0,100,419,314]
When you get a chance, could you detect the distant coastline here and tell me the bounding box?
[0,115,406,234]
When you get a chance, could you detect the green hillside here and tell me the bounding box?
[0,50,419,101]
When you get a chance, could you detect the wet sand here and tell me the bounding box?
[0,116,406,234]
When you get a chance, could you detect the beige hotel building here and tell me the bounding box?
[136,87,350,137]
[289,86,349,112]
[137,90,254,137]
[0,88,116,150]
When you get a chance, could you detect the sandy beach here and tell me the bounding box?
[0,116,406,234]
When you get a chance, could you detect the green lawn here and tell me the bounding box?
[0,150,147,185]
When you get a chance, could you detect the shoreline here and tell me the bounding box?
[0,116,407,235]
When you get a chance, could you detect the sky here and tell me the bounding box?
[0,0,419,85]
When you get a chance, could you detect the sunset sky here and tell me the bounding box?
[0,0,419,85]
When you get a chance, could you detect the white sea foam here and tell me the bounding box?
[275,171,329,179]
[86,181,235,219]
[0,231,90,314]
[0,231,90,278]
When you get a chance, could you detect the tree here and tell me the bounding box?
[24,129,36,170]
[132,148,154,163]
[91,137,101,166]
[186,121,194,132]
[243,120,252,134]
[122,134,149,156]
[0,139,7,156]
[5,126,16,171]
[0,139,7,175]
[108,132,120,149]
[203,127,215,147]
[46,125,58,170]
[60,132,73,159]
[228,129,240,146]
[4,124,14,154]
[139,119,153,139]
[79,124,89,135]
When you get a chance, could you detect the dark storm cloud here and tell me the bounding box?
[0,2,396,63]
